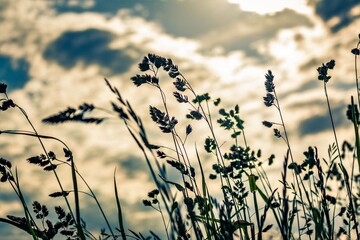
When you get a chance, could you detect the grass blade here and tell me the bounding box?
[70,157,86,240]
[114,169,127,240]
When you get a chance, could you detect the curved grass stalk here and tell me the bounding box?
[0,129,117,238]
[13,104,86,240]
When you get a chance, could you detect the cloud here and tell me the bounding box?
[0,224,27,240]
[197,9,312,59]
[118,156,147,178]
[53,0,134,14]
[43,28,134,75]
[228,0,311,15]
[0,191,20,203]
[53,0,312,45]
[315,0,360,32]
[53,0,244,38]
[65,0,95,8]
[315,0,359,21]
[298,106,345,136]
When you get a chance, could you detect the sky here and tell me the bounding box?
[0,0,360,239]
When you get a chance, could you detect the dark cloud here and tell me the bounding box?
[0,1,8,21]
[51,0,314,61]
[315,0,359,20]
[297,81,319,92]
[53,0,134,14]
[299,58,320,72]
[0,223,27,240]
[315,0,360,32]
[0,56,29,92]
[281,81,321,100]
[43,29,134,74]
[119,156,147,178]
[0,190,40,239]
[210,9,312,59]
[53,0,243,38]
[142,0,247,38]
[331,15,356,32]
[0,191,20,203]
[299,106,345,136]
[53,1,312,58]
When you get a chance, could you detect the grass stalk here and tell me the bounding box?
[114,169,127,240]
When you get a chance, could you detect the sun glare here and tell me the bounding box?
[227,0,312,15]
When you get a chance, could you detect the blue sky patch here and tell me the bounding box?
[0,56,30,92]
[315,0,360,32]
[299,106,344,136]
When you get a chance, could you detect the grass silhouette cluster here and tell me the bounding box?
[0,34,360,239]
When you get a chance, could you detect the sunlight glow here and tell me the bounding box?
[228,0,311,15]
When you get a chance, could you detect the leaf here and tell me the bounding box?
[184,181,194,192]
[43,165,57,171]
[49,191,70,198]
[130,74,151,87]
[112,102,128,119]
[0,83,7,94]
[351,48,360,55]
[204,137,216,153]
[173,77,187,92]
[219,108,227,116]
[248,174,257,193]
[262,121,273,128]
[186,124,192,135]
[192,93,210,104]
[0,99,15,111]
[43,105,104,125]
[138,56,150,71]
[234,104,239,113]
[189,110,202,120]
[149,231,161,240]
[171,202,178,214]
[173,92,188,103]
[262,224,273,232]
[158,175,184,192]
[273,128,281,138]
[190,167,195,178]
[0,158,12,168]
[129,229,141,239]
[232,220,252,230]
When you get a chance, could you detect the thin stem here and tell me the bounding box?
[273,90,312,238]
[354,39,360,107]
[323,82,359,238]
[152,201,170,240]
[182,74,246,238]
[323,83,342,160]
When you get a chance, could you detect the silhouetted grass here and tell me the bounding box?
[0,33,359,239]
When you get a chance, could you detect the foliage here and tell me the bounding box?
[0,34,360,240]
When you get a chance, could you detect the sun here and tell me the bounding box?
[227,0,312,15]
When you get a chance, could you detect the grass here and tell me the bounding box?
[0,33,359,239]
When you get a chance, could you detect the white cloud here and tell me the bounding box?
[228,0,312,15]
[66,0,95,8]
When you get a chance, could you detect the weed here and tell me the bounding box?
[0,34,360,239]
